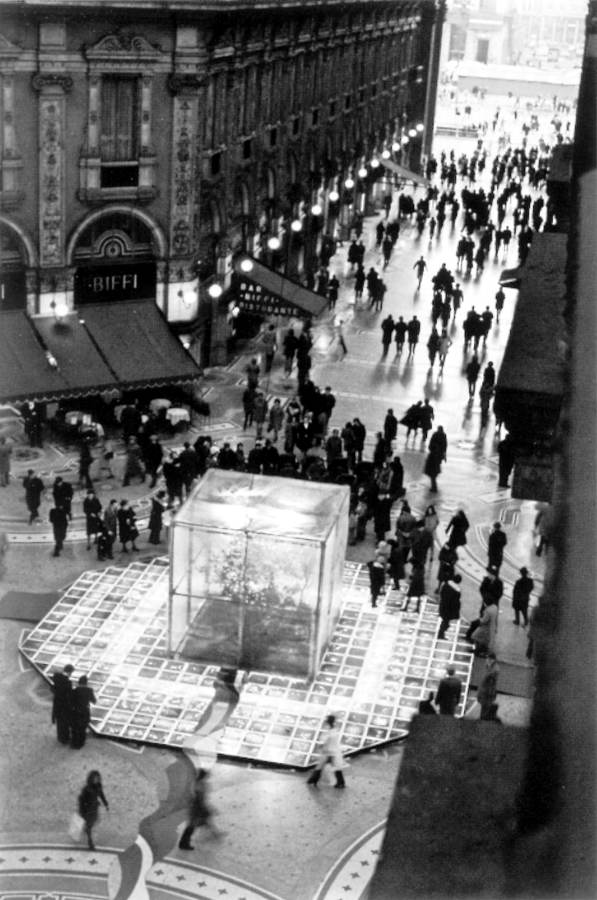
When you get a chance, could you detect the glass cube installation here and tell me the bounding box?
[168,470,350,679]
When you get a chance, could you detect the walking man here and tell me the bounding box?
[435,666,462,715]
[487,522,507,573]
[51,663,74,744]
[23,469,44,524]
[465,354,481,398]
[306,715,346,788]
[179,769,223,849]
[512,567,534,626]
[49,502,69,557]
[407,316,421,355]
[413,255,427,289]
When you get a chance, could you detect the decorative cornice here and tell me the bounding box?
[85,32,162,64]
[168,73,206,94]
[31,73,73,93]
[0,33,23,61]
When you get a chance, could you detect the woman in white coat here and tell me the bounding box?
[306,715,345,788]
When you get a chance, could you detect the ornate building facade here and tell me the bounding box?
[0,0,445,365]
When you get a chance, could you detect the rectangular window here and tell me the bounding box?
[242,138,252,159]
[100,76,139,188]
[292,116,300,136]
[269,127,278,147]
[329,100,336,117]
[311,108,319,127]
[345,94,353,111]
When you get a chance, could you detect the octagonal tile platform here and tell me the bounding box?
[19,558,474,768]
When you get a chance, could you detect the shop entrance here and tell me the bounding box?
[72,211,157,305]
[0,223,27,311]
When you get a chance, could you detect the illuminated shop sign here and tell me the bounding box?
[75,262,156,304]
[236,280,296,317]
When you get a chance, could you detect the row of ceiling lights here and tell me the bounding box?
[206,122,424,298]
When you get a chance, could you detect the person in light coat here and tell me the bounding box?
[306,715,345,788]
[472,600,498,656]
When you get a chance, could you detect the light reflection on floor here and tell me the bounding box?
[19,557,473,768]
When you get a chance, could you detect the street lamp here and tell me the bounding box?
[416,123,424,133]
[391,141,400,153]
[267,236,281,251]
[208,283,223,299]
[357,166,367,179]
[311,203,323,216]
[239,258,254,273]
[290,219,302,232]
[401,135,409,145]
[408,128,417,138]
[370,157,380,169]
[344,177,355,189]
[329,189,340,202]
[381,149,391,160]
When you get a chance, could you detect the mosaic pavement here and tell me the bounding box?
[18,560,473,768]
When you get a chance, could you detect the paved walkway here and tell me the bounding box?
[0,107,555,899]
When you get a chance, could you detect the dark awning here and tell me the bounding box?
[380,158,430,188]
[499,266,523,288]
[33,314,117,395]
[233,258,327,318]
[0,312,70,403]
[80,300,201,389]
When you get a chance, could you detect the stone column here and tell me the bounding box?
[32,71,73,315]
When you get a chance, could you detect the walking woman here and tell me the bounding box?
[78,771,109,850]
[423,504,440,560]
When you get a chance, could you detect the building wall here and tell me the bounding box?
[0,0,444,362]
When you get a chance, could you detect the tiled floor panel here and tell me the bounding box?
[19,558,473,768]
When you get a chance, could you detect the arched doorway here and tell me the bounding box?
[0,218,35,311]
[68,208,165,306]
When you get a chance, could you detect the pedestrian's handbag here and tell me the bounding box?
[68,812,85,842]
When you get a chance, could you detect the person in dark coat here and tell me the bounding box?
[389,456,404,500]
[178,769,222,849]
[435,666,462,715]
[83,489,102,551]
[52,663,74,744]
[479,566,504,608]
[401,401,423,440]
[78,770,109,850]
[380,315,395,354]
[477,653,499,720]
[445,509,469,549]
[512,567,534,625]
[102,499,117,560]
[149,490,167,544]
[78,440,94,491]
[383,409,398,452]
[52,476,73,520]
[117,500,139,552]
[49,503,69,557]
[424,426,447,492]
[497,432,516,488]
[373,493,392,543]
[351,418,366,463]
[438,574,462,639]
[178,442,199,495]
[71,674,96,749]
[372,432,387,470]
[402,562,426,613]
[144,434,164,488]
[436,542,458,592]
[487,522,507,573]
[23,469,44,524]
[163,452,184,506]
[465,354,481,398]
[367,554,387,608]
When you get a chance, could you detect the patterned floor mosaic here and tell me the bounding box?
[19,559,473,768]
